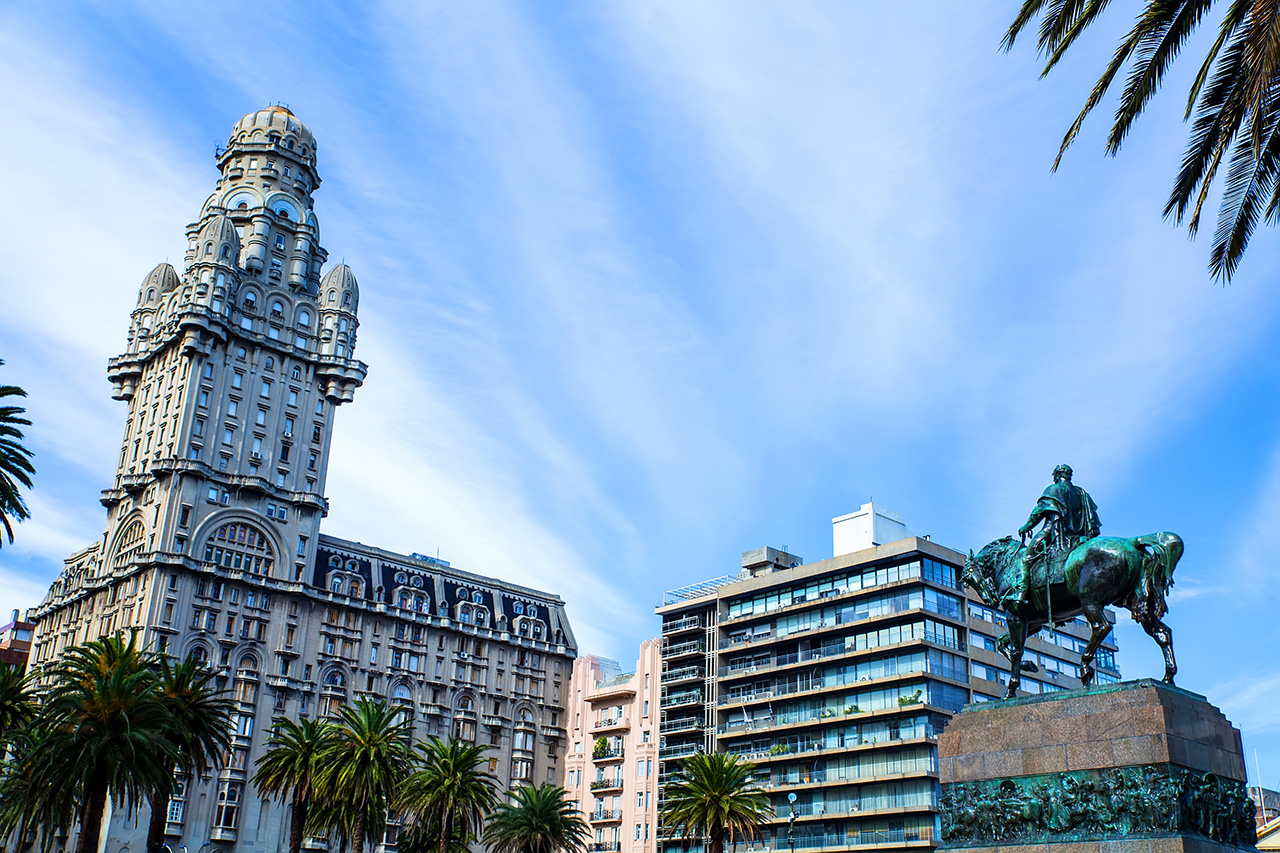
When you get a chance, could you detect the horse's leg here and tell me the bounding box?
[1003,615,1027,699]
[1139,615,1177,685]
[1078,603,1112,687]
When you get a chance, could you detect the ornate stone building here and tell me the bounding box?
[26,106,576,853]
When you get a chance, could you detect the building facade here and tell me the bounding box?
[655,504,1119,853]
[26,107,576,853]
[564,642,662,853]
[0,610,34,670]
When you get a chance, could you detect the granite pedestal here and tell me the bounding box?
[937,679,1256,852]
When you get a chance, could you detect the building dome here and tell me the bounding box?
[320,264,359,312]
[139,262,180,303]
[195,214,241,265]
[228,106,316,155]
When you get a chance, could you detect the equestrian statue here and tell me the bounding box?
[963,465,1183,698]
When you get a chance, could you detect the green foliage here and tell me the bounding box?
[484,784,590,853]
[312,698,413,853]
[897,689,923,707]
[396,737,500,853]
[658,752,773,853]
[0,663,33,740]
[1004,0,1280,281]
[0,360,34,547]
[252,717,334,853]
[592,736,608,759]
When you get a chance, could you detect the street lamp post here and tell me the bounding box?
[787,793,797,853]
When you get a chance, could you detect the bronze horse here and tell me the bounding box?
[963,533,1183,698]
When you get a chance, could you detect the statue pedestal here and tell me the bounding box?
[937,679,1257,851]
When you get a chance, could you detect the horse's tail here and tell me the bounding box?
[1133,532,1183,618]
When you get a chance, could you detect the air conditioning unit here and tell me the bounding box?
[251,452,262,460]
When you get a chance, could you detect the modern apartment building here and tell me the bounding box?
[655,503,1119,853]
[564,642,662,853]
[25,106,576,853]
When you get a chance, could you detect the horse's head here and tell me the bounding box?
[964,536,1020,606]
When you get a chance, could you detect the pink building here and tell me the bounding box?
[563,640,661,853]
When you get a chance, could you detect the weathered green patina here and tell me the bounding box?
[939,764,1257,848]
[964,465,1184,698]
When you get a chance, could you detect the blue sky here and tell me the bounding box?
[2,2,1279,788]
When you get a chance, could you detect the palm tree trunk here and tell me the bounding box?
[438,812,453,853]
[351,808,366,853]
[709,829,725,853]
[145,788,170,853]
[289,788,308,853]
[76,774,109,853]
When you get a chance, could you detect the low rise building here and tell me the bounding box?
[0,610,34,670]
[565,642,662,853]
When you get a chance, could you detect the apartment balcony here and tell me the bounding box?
[592,747,625,763]
[659,742,702,760]
[662,614,703,636]
[589,809,623,824]
[589,777,623,793]
[661,639,705,661]
[589,682,637,703]
[661,664,703,686]
[590,844,621,853]
[589,715,631,735]
[660,690,702,710]
[659,716,702,735]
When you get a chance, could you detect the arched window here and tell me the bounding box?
[533,623,543,640]
[265,356,275,370]
[398,592,410,609]
[146,288,156,301]
[238,653,259,672]
[111,520,146,569]
[346,560,358,572]
[330,576,343,593]
[291,366,302,380]
[272,301,285,318]
[459,605,471,624]
[518,708,533,725]
[328,290,336,303]
[476,610,488,626]
[204,242,214,256]
[348,581,361,597]
[297,310,311,328]
[236,347,247,360]
[343,293,351,306]
[244,292,257,308]
[324,669,345,688]
[392,683,411,701]
[414,595,425,612]
[458,696,473,712]
[329,555,341,568]
[202,522,274,576]
[190,645,210,667]
[513,602,525,616]
[221,245,230,258]
[527,605,537,619]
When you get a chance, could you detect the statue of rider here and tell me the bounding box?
[1009,464,1101,609]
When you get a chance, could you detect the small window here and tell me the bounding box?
[291,366,302,380]
[261,381,271,398]
[265,356,275,371]
[236,347,247,360]
[328,290,336,303]
[288,390,298,406]
[203,363,215,380]
[232,372,244,389]
[343,293,351,306]
[275,235,285,250]
[297,310,311,328]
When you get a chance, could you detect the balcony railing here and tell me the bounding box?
[662,640,705,658]
[589,715,631,734]
[663,614,703,633]
[591,844,621,852]
[769,791,937,818]
[659,716,702,733]
[592,747,624,762]
[662,665,703,683]
[590,777,623,791]
[780,827,935,849]
[589,809,622,823]
[661,690,702,708]
[659,743,702,760]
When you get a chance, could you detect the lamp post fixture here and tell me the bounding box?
[787,792,797,853]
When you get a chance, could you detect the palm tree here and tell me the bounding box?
[396,737,499,853]
[144,655,234,853]
[484,784,590,853]
[1003,1,1280,281]
[313,698,412,853]
[0,361,34,547]
[252,717,333,853]
[658,752,773,853]
[0,663,33,741]
[42,633,175,853]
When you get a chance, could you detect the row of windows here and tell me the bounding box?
[726,558,961,619]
